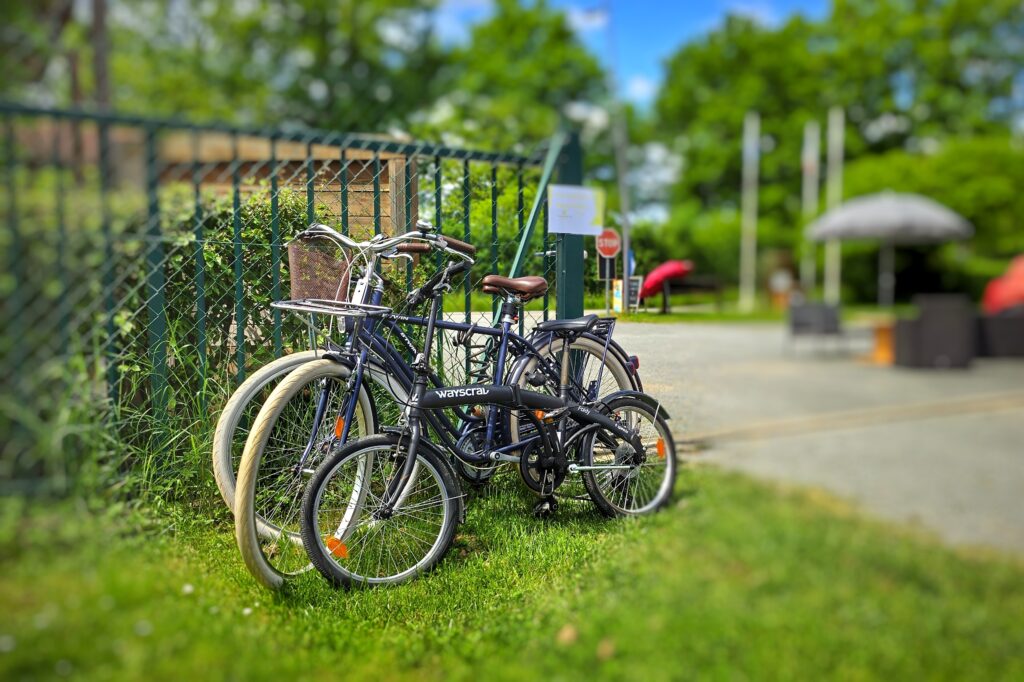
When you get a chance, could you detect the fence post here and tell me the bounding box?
[269,136,282,357]
[555,130,584,320]
[232,133,246,383]
[98,120,119,403]
[192,129,208,399]
[144,125,168,419]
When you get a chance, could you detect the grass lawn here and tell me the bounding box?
[3,466,1023,680]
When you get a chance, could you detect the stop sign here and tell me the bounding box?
[596,229,621,258]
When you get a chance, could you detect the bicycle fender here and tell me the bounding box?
[598,390,671,420]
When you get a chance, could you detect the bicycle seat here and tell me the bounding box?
[535,314,599,335]
[480,275,548,302]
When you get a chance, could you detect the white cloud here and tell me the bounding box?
[566,7,609,33]
[725,1,780,27]
[624,75,658,103]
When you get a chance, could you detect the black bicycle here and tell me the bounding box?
[299,254,677,587]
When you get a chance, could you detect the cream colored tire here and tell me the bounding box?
[212,350,321,510]
[235,359,374,589]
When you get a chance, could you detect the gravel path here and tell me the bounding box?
[613,321,1024,554]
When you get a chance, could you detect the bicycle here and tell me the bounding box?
[297,251,677,587]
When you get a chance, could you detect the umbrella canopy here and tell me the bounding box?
[807,192,973,307]
[983,255,1024,315]
[809,192,973,244]
[639,260,693,299]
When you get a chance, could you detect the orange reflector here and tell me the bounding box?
[325,536,348,559]
[656,438,666,459]
[535,410,545,420]
[334,415,346,439]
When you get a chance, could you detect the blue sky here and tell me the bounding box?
[434,0,829,104]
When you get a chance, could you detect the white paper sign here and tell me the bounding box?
[547,185,603,236]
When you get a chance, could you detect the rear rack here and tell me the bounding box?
[271,299,391,319]
[592,317,617,339]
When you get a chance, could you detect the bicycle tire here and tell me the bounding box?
[235,359,376,589]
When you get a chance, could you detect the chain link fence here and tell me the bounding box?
[0,103,569,496]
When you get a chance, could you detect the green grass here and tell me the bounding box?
[3,467,1024,680]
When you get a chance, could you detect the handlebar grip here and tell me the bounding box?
[396,242,431,254]
[441,235,477,256]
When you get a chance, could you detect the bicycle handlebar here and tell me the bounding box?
[296,222,474,263]
[438,235,476,256]
[407,259,472,308]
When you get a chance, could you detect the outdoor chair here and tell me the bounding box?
[976,304,1024,358]
[894,294,975,369]
[787,301,844,352]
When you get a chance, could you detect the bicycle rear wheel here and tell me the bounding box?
[580,395,676,517]
[510,335,634,492]
[235,359,375,589]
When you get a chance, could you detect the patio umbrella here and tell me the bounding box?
[808,192,973,306]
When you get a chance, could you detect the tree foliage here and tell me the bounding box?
[651,0,1024,296]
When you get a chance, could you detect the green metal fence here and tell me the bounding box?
[0,102,577,494]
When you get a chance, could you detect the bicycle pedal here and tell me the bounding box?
[531,496,558,519]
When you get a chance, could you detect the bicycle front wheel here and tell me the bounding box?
[301,433,462,588]
[235,359,376,589]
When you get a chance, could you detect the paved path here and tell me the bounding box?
[613,322,1024,554]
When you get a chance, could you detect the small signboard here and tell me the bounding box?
[547,185,604,236]
[613,276,644,314]
[627,276,643,310]
[598,256,616,280]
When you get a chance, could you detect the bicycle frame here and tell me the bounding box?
[282,223,634,481]
[377,290,646,515]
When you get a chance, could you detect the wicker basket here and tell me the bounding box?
[287,236,352,301]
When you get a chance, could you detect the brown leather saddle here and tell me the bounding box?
[480,274,549,302]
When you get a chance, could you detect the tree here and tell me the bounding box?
[652,0,1023,288]
[108,0,448,130]
[413,0,606,150]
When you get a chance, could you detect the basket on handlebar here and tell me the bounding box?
[287,234,353,301]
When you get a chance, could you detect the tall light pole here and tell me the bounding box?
[824,106,844,304]
[602,1,633,313]
[800,119,821,292]
[738,111,760,312]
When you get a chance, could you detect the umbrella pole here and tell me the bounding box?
[878,242,895,308]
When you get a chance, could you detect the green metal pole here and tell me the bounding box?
[98,120,118,402]
[490,164,498,316]
[517,164,525,335]
[340,148,349,236]
[3,118,25,381]
[306,142,315,226]
[144,125,168,419]
[463,159,471,325]
[542,195,550,321]
[232,133,246,383]
[555,131,584,320]
[505,131,565,280]
[404,159,413,291]
[434,156,443,373]
[270,136,282,357]
[373,153,381,236]
[192,129,208,402]
[53,121,70,351]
